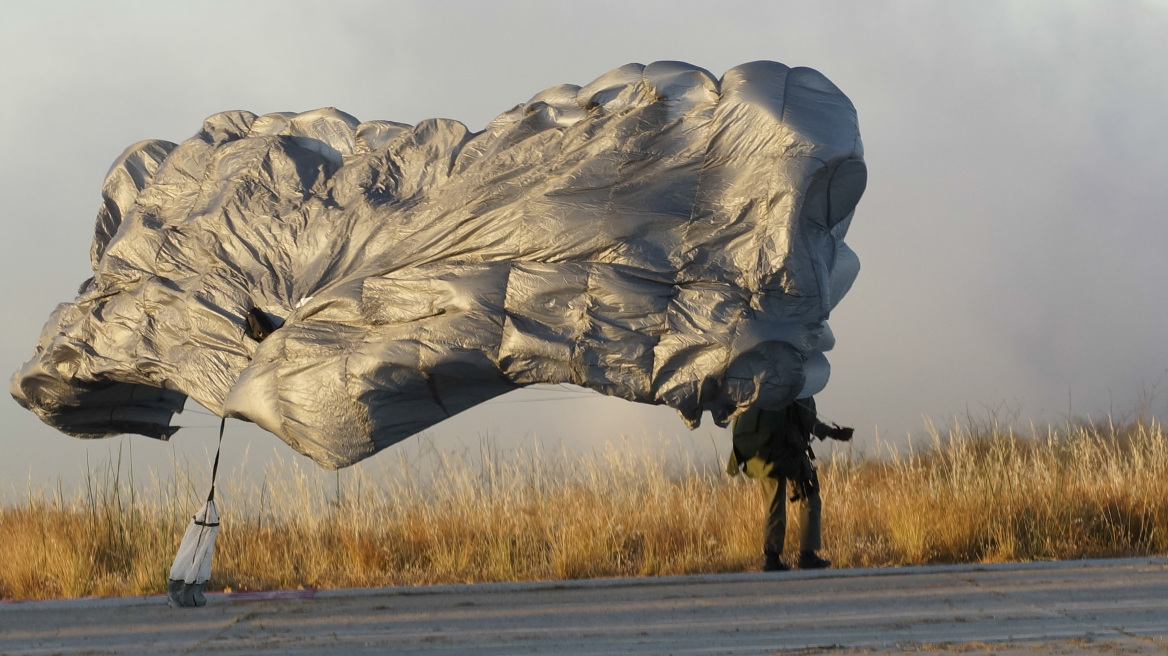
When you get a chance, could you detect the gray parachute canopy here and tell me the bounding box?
[11,60,866,469]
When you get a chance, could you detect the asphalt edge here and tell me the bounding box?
[2,555,1164,613]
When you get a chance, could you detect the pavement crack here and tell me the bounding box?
[181,606,262,654]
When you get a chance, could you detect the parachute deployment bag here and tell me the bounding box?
[167,417,226,608]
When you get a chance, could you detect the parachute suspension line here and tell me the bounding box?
[207,417,225,503]
[794,399,840,428]
[493,384,598,404]
[168,417,225,607]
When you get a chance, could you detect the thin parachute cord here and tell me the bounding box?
[207,417,225,503]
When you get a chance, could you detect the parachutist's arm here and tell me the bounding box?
[812,422,854,441]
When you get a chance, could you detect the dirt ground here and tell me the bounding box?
[1,557,1166,655]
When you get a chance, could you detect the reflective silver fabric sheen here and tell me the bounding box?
[11,61,866,469]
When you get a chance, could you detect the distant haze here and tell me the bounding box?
[2,1,1165,494]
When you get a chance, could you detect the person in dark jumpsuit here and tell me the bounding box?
[728,397,853,571]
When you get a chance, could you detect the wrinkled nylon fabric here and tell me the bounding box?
[11,61,866,469]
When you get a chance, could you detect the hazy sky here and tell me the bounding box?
[2,1,1166,494]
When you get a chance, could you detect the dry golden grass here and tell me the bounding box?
[2,417,1166,600]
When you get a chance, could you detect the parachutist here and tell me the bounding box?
[728,396,854,571]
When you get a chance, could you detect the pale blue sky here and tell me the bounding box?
[2,1,1166,493]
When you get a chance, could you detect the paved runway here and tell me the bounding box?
[2,557,1166,655]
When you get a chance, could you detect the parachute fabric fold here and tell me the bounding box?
[11,60,867,469]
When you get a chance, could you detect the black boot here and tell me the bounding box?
[798,550,830,569]
[763,551,790,572]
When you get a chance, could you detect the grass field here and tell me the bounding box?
[2,416,1166,600]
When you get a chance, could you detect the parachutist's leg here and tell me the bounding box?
[762,476,787,553]
[762,476,790,571]
[796,488,830,569]
[797,488,822,553]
